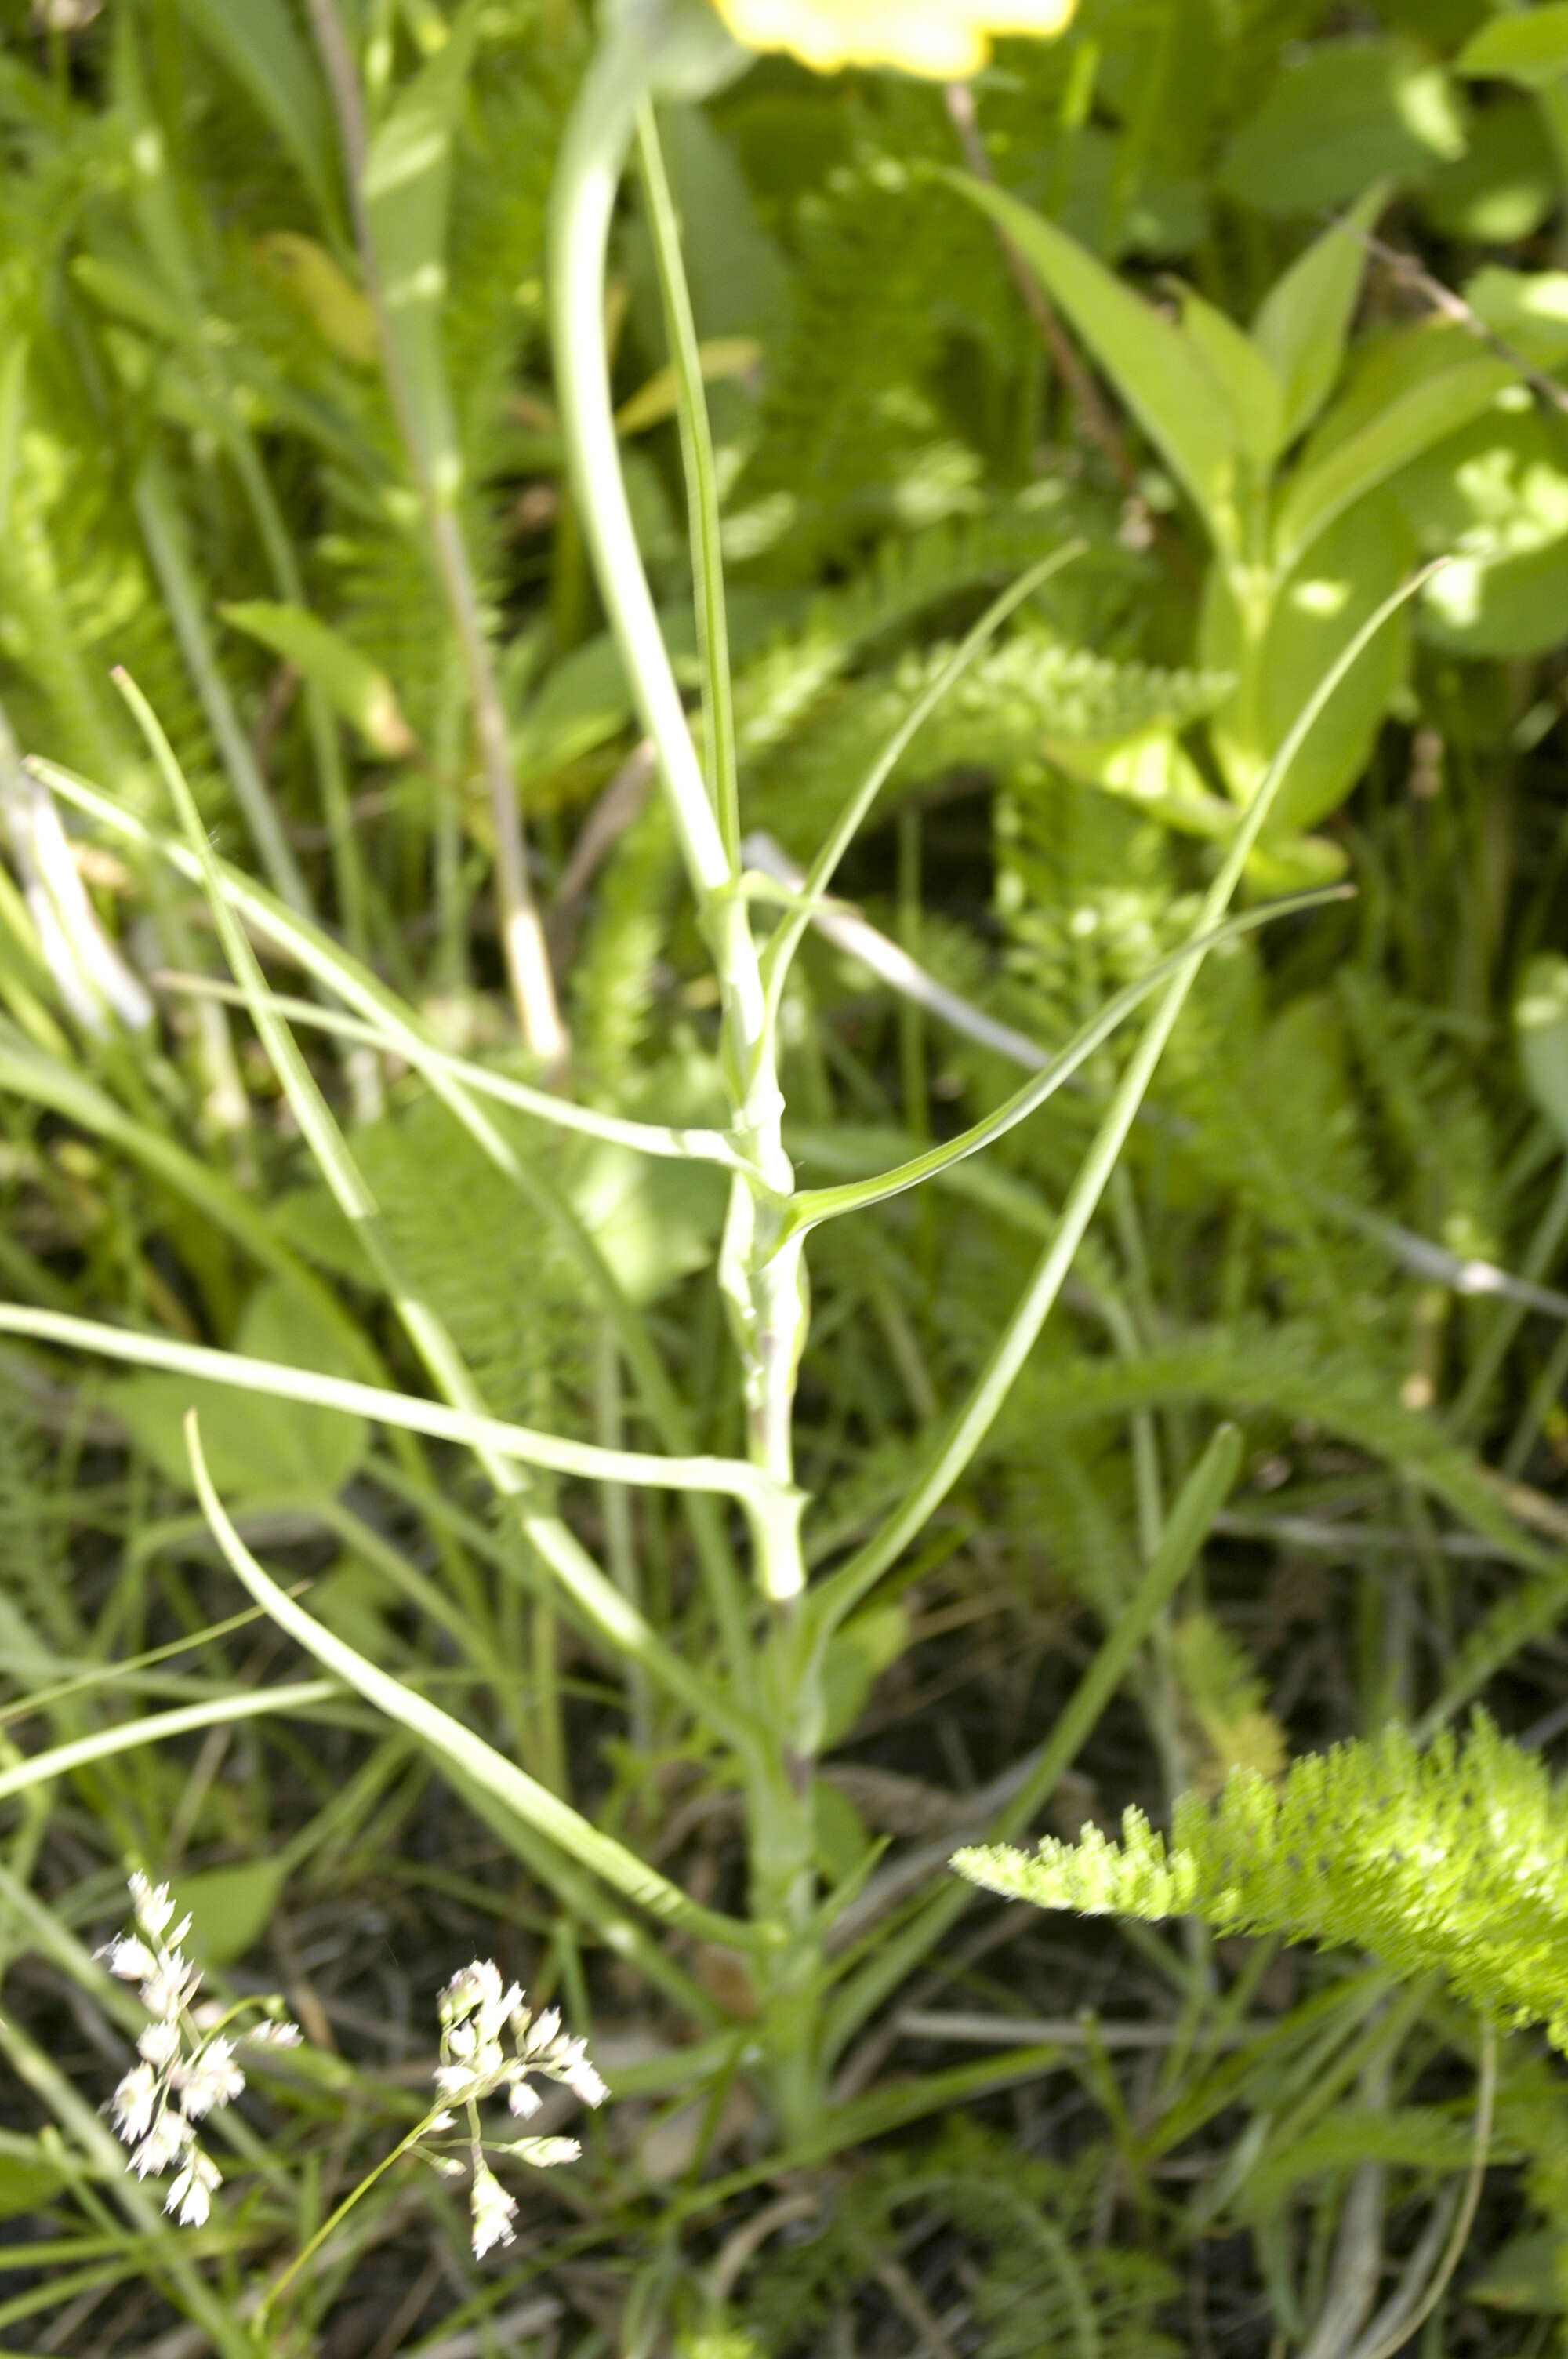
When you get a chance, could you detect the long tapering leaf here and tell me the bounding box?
[808,566,1436,1639]
[109,674,760,1752]
[184,1412,764,1950]
[0,1303,778,1508]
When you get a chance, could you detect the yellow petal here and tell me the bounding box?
[709,0,1076,76]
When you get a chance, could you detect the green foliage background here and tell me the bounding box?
[5,0,1568,2352]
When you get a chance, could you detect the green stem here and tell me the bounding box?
[548,36,728,903]
[33,757,760,1704]
[549,24,804,1606]
[252,2105,449,2339]
[549,16,816,2024]
[637,98,740,868]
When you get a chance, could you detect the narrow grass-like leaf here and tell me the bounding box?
[220,602,415,759]
[821,1423,1244,2062]
[111,671,757,1752]
[154,972,752,1172]
[184,1411,764,1950]
[806,567,1438,1641]
[638,100,739,865]
[760,547,1082,1016]
[786,890,1347,1234]
[0,1303,778,1507]
[0,1684,339,1808]
[176,0,340,232]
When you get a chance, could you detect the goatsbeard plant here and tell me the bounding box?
[540,0,1407,2139]
[0,0,1431,2263]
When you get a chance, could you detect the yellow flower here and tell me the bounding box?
[708,0,1076,77]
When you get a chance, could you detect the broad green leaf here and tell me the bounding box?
[1043,731,1236,841]
[568,1142,725,1307]
[514,631,637,782]
[1178,290,1283,469]
[1458,5,1568,93]
[1468,2230,1565,2315]
[944,173,1243,552]
[176,0,340,229]
[110,1280,369,1502]
[1202,496,1413,833]
[361,0,486,498]
[179,1859,287,1968]
[1417,535,1568,660]
[1219,38,1468,216]
[69,253,188,344]
[1251,189,1384,452]
[1392,396,1568,562]
[1048,731,1347,885]
[1517,956,1568,1143]
[1463,267,1568,370]
[1425,99,1555,243]
[1274,325,1515,569]
[1240,833,1349,892]
[1392,396,1568,656]
[222,601,416,758]
[0,2150,69,2220]
[818,1601,908,1751]
[812,1778,872,1884]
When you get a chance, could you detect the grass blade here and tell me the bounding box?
[184,1410,764,1950]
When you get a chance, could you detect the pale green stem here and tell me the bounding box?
[548,38,728,903]
[155,972,755,1172]
[637,99,740,867]
[0,1681,339,1808]
[187,1415,765,1950]
[549,19,822,2030]
[252,2103,451,2339]
[549,28,806,1608]
[111,673,766,1761]
[0,1306,774,1510]
[784,889,1344,1234]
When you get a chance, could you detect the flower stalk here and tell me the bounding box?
[546,2,808,1626]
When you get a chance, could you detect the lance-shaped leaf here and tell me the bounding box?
[945,173,1246,553]
[223,602,416,759]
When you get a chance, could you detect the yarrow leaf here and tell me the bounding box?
[954,1714,1568,2048]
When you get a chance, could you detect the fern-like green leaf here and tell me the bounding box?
[956,1714,1568,2048]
